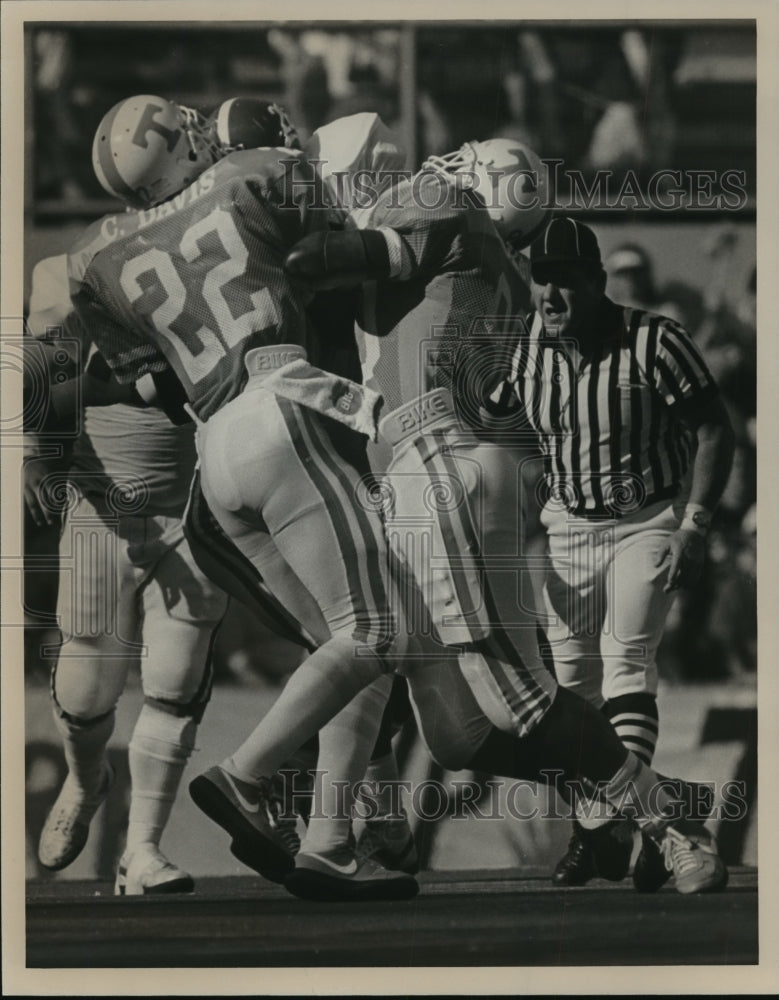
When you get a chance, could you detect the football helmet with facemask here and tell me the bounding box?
[209,97,301,154]
[92,95,219,209]
[422,138,551,253]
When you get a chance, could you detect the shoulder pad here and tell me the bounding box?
[307,114,406,190]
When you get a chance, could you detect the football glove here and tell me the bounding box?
[284,230,391,291]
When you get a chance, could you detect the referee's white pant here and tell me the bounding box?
[540,496,684,707]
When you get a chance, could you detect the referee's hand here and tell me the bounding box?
[655,529,705,593]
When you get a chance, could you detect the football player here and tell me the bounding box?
[198,96,421,894]
[61,94,416,900]
[206,95,407,211]
[208,97,302,153]
[26,249,229,895]
[286,137,557,742]
[282,140,729,895]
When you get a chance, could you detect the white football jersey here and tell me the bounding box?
[304,112,407,218]
[28,254,197,515]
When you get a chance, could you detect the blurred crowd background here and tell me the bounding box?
[29,22,755,203]
[23,20,756,691]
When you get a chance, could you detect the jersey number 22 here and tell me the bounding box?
[120,207,278,385]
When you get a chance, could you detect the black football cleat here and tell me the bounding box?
[578,817,634,882]
[552,822,597,886]
[633,831,672,892]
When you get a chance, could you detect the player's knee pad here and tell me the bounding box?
[140,630,217,724]
[50,644,130,720]
[140,620,220,709]
[50,663,118,729]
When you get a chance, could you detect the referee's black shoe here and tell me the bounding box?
[552,822,596,885]
[579,817,634,881]
[553,819,634,885]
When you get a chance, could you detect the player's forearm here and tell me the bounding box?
[81,372,138,407]
[36,369,136,437]
[58,371,134,414]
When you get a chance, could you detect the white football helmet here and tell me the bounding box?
[423,138,551,252]
[92,95,219,209]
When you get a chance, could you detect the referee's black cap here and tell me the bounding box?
[530,217,602,272]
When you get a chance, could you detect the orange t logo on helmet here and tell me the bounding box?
[131,102,182,153]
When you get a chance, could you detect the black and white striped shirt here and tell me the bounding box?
[487,298,719,517]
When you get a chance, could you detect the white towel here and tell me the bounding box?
[263,358,383,441]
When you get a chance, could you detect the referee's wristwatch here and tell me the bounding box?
[681,505,712,536]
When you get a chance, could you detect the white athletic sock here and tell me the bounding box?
[300,676,392,856]
[125,704,196,854]
[224,636,386,784]
[358,752,406,821]
[602,753,675,828]
[53,705,114,798]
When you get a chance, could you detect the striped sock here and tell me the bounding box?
[604,693,659,765]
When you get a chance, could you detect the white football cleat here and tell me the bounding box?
[38,765,114,871]
[115,844,194,895]
[655,820,728,895]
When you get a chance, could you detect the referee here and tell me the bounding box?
[489,217,735,890]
